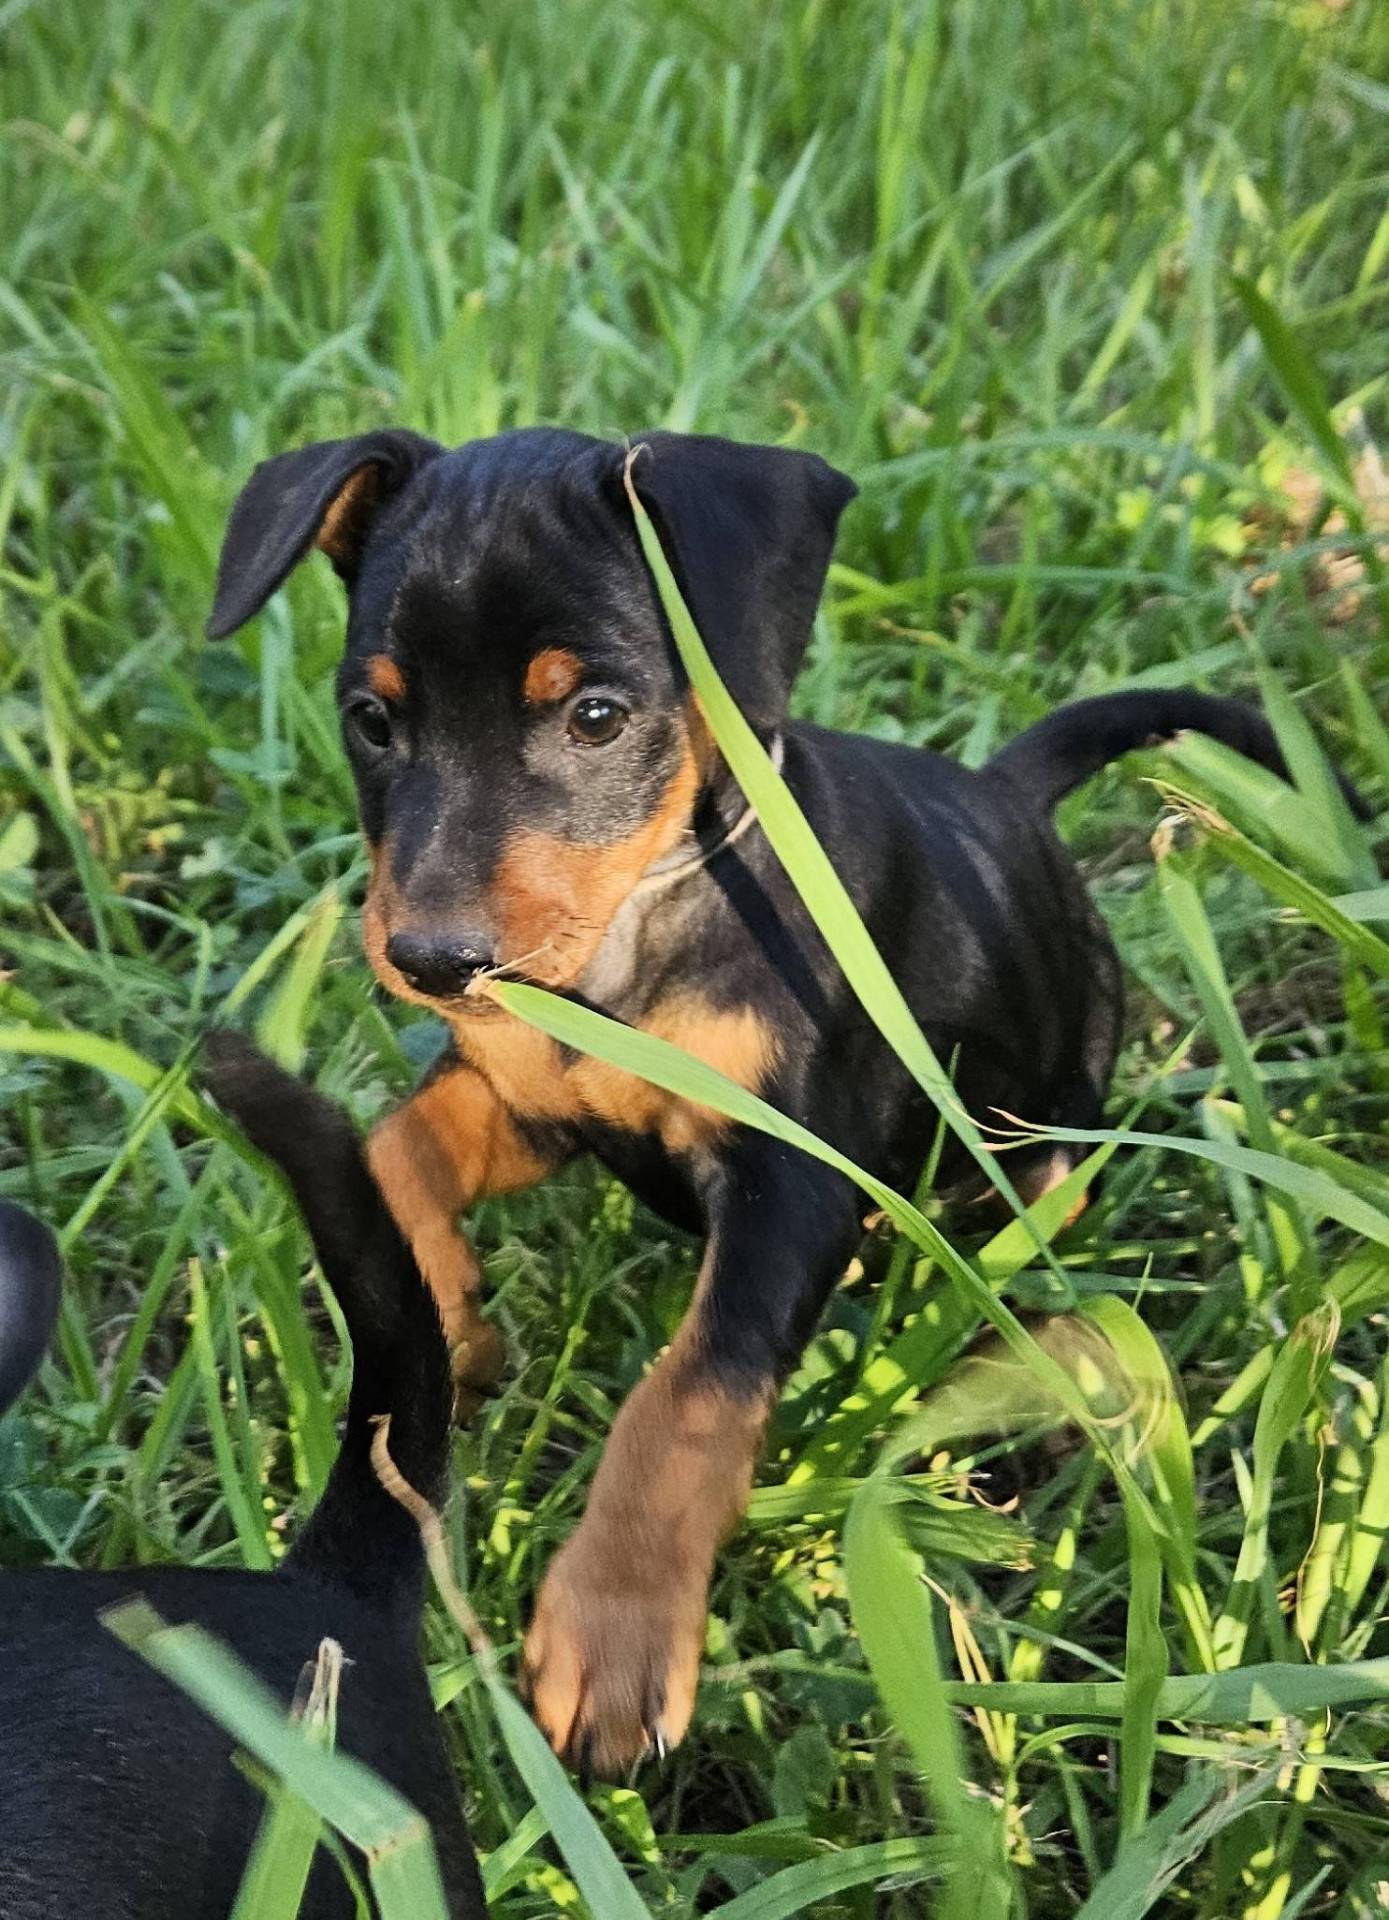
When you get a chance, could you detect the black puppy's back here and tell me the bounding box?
[0,1043,483,1919]
[0,1569,475,1920]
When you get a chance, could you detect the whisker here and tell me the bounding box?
[464,940,558,995]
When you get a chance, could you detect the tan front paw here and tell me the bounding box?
[451,1315,506,1422]
[521,1534,708,1778]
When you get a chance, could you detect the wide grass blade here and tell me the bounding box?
[1155,776,1389,975]
[622,456,1062,1253]
[1212,1304,1336,1669]
[1231,275,1355,495]
[1156,737,1369,893]
[1255,665,1377,892]
[229,1640,342,1920]
[942,1657,1389,1720]
[1013,1115,1389,1253]
[1156,845,1311,1291]
[844,1478,1012,1920]
[707,1837,949,1918]
[474,1680,652,1920]
[255,884,342,1073]
[789,1143,1115,1486]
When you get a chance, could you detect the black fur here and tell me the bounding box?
[0,1039,483,1919]
[630,431,857,727]
[0,1200,61,1420]
[206,429,445,637]
[990,686,1372,819]
[207,425,853,733]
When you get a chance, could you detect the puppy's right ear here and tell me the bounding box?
[206,429,445,639]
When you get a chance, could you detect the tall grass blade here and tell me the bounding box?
[844,1478,1011,1920]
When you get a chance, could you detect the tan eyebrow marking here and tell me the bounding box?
[366,654,407,702]
[523,647,584,706]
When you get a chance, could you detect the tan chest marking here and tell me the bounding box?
[451,995,779,1156]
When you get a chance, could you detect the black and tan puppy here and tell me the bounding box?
[208,426,1365,1776]
[0,1039,484,1919]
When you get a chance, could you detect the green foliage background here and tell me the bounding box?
[4,1,1389,1913]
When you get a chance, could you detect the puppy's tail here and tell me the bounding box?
[202,1034,454,1599]
[0,1201,62,1419]
[986,690,1372,821]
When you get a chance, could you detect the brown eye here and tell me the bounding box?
[346,696,393,755]
[566,695,629,747]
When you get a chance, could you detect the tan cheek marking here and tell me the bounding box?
[366,654,406,702]
[684,692,717,781]
[490,746,700,985]
[523,647,584,705]
[362,844,443,1016]
[362,845,421,1006]
[362,846,395,986]
[316,464,380,562]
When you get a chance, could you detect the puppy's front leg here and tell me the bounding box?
[523,1143,861,1776]
[368,1062,552,1413]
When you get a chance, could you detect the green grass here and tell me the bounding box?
[4,0,1389,1913]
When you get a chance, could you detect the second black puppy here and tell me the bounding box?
[206,424,1369,1777]
[0,1038,484,1920]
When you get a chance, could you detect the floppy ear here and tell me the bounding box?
[627,431,856,730]
[206,428,445,639]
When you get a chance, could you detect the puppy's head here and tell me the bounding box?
[209,427,855,1008]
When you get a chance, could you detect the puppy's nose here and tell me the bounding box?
[386,929,496,997]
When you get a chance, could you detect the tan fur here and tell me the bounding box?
[976,1149,1091,1229]
[523,1290,770,1770]
[362,849,418,1005]
[446,994,778,1153]
[366,654,406,703]
[523,647,584,705]
[448,1013,571,1118]
[315,465,380,563]
[490,747,701,986]
[1017,1147,1091,1228]
[363,845,480,1015]
[366,1065,555,1411]
[570,998,779,1153]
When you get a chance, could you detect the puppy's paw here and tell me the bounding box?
[521,1531,708,1778]
[451,1316,506,1423]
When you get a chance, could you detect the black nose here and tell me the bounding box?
[385,929,496,997]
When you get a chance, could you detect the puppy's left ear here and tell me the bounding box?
[626,432,856,730]
[206,429,445,640]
